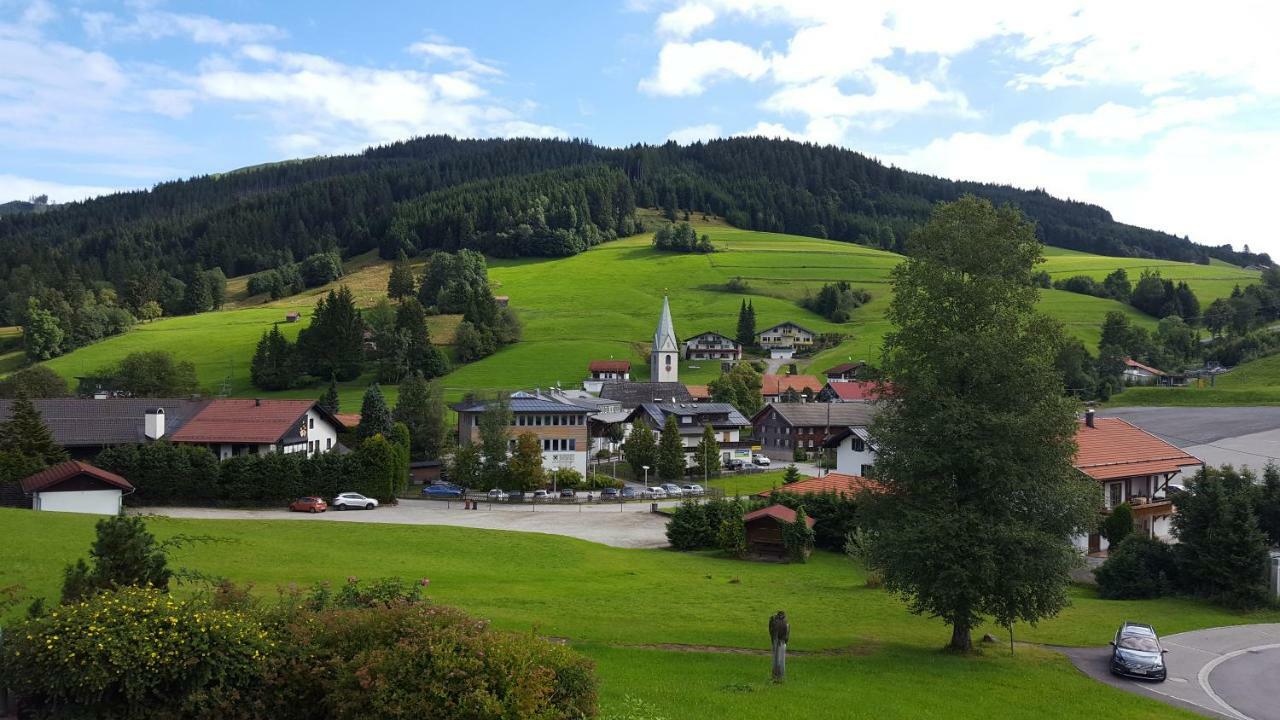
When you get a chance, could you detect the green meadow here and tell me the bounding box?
[27,223,1266,409]
[1111,351,1280,406]
[5,508,1274,718]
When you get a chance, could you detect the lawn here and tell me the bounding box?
[3,508,1274,718]
[706,469,792,497]
[24,223,1266,409]
[1109,351,1280,406]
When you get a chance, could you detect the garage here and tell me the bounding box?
[21,460,135,515]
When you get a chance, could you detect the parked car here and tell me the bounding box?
[421,483,464,499]
[752,454,772,467]
[600,487,620,500]
[1109,622,1168,681]
[681,484,705,496]
[559,489,576,499]
[332,492,378,510]
[532,489,553,501]
[660,483,684,497]
[289,496,327,513]
[644,487,667,499]
[508,491,527,502]
[487,488,509,501]
[620,487,640,499]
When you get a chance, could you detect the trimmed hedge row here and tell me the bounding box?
[96,433,408,506]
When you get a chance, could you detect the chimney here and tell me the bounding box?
[255,398,262,407]
[1085,408,1095,429]
[144,408,166,440]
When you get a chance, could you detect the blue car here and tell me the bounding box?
[421,483,464,499]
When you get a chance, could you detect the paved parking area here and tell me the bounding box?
[1061,624,1280,719]
[1102,407,1280,478]
[136,498,672,549]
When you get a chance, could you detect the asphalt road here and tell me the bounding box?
[1102,407,1280,478]
[136,498,672,549]
[1061,623,1280,719]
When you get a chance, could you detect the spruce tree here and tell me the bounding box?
[250,325,297,391]
[694,423,721,478]
[736,299,753,347]
[0,391,67,466]
[318,375,340,415]
[356,383,394,441]
[657,413,686,481]
[61,515,171,603]
[393,374,447,460]
[782,464,801,484]
[297,286,365,381]
[387,250,416,299]
[624,421,657,479]
[1172,467,1270,608]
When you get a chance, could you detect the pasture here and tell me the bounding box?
[4,508,1274,718]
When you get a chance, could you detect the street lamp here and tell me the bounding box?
[643,465,650,488]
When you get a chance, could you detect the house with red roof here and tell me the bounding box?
[21,461,134,515]
[760,374,823,403]
[822,362,866,382]
[816,380,888,403]
[756,472,881,498]
[1121,358,1166,386]
[169,398,345,460]
[1075,409,1203,552]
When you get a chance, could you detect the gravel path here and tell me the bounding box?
[135,499,672,549]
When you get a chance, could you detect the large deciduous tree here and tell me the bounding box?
[865,195,1097,653]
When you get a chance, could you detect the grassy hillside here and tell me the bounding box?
[4,508,1270,718]
[30,224,1262,408]
[1111,351,1280,406]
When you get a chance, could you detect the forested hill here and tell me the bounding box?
[0,136,1264,327]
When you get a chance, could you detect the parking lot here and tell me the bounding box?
[138,497,673,548]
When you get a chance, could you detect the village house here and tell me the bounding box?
[822,362,865,382]
[0,398,209,459]
[1074,409,1203,552]
[686,384,711,402]
[755,322,816,353]
[599,381,693,409]
[761,374,823,403]
[1122,358,1166,386]
[753,402,879,462]
[170,398,344,460]
[624,401,754,468]
[452,392,590,476]
[816,380,886,403]
[683,331,742,362]
[822,425,880,478]
[20,461,135,515]
[587,360,631,381]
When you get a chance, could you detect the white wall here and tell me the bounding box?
[543,451,587,476]
[304,409,340,456]
[35,489,122,515]
[834,435,878,476]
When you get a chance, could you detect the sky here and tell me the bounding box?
[2,0,1278,254]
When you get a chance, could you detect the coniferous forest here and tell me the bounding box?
[1,135,1267,336]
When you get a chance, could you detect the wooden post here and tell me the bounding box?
[769,610,788,683]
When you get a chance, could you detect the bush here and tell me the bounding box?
[61,515,172,603]
[773,490,862,551]
[1100,503,1134,546]
[584,472,623,490]
[782,506,815,563]
[1095,536,1176,600]
[717,508,747,558]
[666,501,713,550]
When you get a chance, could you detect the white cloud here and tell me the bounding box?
[733,121,806,142]
[667,123,722,144]
[0,174,119,203]
[408,41,501,76]
[80,9,284,45]
[639,39,770,96]
[655,3,716,38]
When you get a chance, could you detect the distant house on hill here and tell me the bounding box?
[1121,358,1165,385]
[755,322,815,354]
[285,311,300,323]
[588,360,630,380]
[494,295,509,307]
[760,374,822,403]
[686,384,711,401]
[822,362,865,382]
[684,331,742,362]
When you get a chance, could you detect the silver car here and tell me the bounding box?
[332,492,378,510]
[660,483,684,497]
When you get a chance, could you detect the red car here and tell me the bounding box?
[289,496,328,513]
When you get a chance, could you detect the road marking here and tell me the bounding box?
[1197,642,1280,720]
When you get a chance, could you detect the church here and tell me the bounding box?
[651,295,679,382]
[593,295,694,408]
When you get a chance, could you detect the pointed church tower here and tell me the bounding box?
[651,295,679,383]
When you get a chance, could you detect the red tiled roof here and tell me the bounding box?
[686,384,711,400]
[170,399,314,444]
[758,472,881,497]
[743,504,816,527]
[761,374,822,395]
[1074,418,1201,481]
[333,412,361,429]
[21,461,133,493]
[589,360,631,373]
[1123,358,1166,376]
[824,381,889,401]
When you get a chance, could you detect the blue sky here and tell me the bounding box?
[3,0,1279,253]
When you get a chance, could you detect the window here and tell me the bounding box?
[850,437,865,452]
[860,464,874,477]
[1107,482,1124,509]
[309,417,315,430]
[326,438,332,450]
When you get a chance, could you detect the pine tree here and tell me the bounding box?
[782,464,801,484]
[624,421,657,479]
[250,325,298,391]
[0,391,67,466]
[61,515,171,603]
[297,286,365,381]
[657,413,686,481]
[745,301,756,343]
[356,383,394,441]
[393,373,447,460]
[1172,466,1270,608]
[318,375,340,414]
[694,424,721,478]
[736,299,754,347]
[387,250,416,299]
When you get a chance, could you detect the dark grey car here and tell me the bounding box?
[1109,622,1167,682]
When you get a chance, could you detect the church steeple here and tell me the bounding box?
[651,295,679,382]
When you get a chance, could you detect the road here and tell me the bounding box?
[1061,624,1280,719]
[136,498,672,549]
[1102,407,1280,478]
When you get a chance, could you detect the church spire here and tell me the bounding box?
[651,295,679,382]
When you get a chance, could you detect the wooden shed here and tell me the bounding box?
[743,504,814,561]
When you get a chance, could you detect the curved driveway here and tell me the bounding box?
[1062,624,1280,719]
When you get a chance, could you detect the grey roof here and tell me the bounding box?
[548,390,620,413]
[599,382,692,409]
[823,425,879,450]
[452,396,588,414]
[753,402,879,428]
[0,398,211,447]
[757,321,817,336]
[628,402,751,431]
[653,296,679,353]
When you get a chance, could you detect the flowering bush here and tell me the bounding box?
[0,586,271,719]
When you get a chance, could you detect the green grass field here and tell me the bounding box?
[24,223,1266,409]
[706,469,791,497]
[1110,351,1280,406]
[5,508,1274,718]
